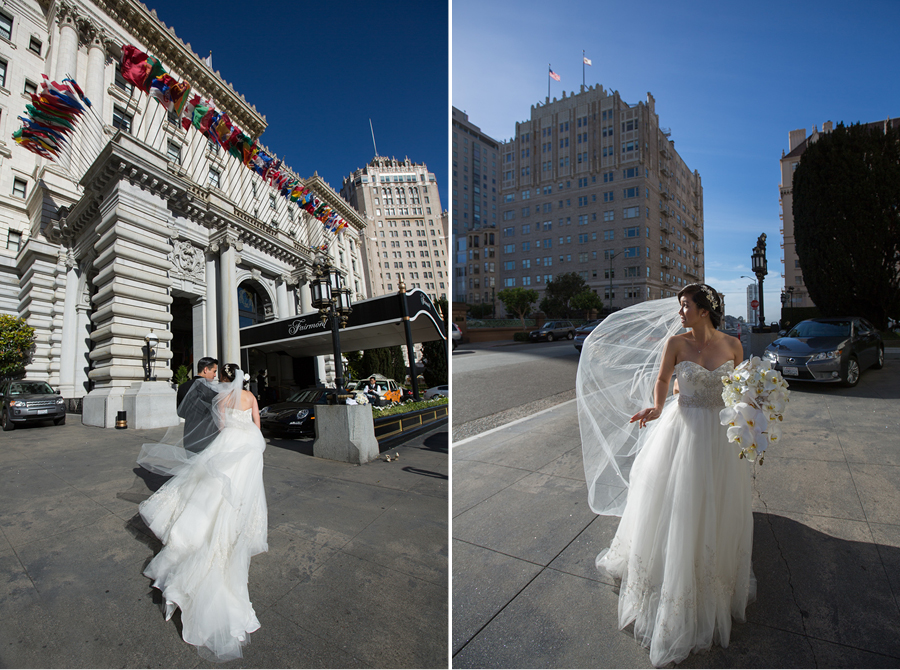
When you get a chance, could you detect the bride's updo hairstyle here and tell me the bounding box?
[677,283,723,329]
[220,363,249,388]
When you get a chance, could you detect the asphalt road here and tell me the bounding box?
[452,339,581,441]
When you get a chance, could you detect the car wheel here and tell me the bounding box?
[452,340,458,350]
[873,345,885,370]
[547,333,554,342]
[1,410,14,431]
[54,416,66,426]
[843,356,860,387]
[567,331,574,340]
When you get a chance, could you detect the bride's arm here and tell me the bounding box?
[250,393,261,429]
[630,337,679,428]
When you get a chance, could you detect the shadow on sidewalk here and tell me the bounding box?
[678,511,900,667]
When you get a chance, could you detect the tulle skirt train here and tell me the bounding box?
[140,418,267,661]
[597,401,755,667]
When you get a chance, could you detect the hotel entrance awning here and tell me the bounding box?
[239,288,446,357]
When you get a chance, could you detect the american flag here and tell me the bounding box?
[549,68,561,81]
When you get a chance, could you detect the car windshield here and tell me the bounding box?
[9,382,55,395]
[787,321,851,338]
[286,390,323,403]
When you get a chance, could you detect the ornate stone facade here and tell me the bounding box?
[0,0,368,427]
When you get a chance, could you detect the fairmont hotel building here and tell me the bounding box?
[0,0,369,427]
[496,86,705,312]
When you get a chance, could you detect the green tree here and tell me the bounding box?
[570,289,604,318]
[539,272,592,318]
[497,287,538,330]
[357,346,407,383]
[423,297,448,388]
[467,303,494,319]
[793,122,900,328]
[0,315,35,378]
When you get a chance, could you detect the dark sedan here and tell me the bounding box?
[1,379,67,430]
[259,388,334,436]
[574,319,603,353]
[763,317,884,387]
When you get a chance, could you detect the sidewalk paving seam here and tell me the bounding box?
[824,402,900,620]
[452,397,577,447]
[0,524,40,596]
[452,516,597,660]
[256,606,370,668]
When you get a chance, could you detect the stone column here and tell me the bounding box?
[213,230,242,366]
[205,251,218,360]
[85,31,107,120]
[275,274,289,318]
[57,250,81,397]
[16,239,60,381]
[298,278,312,314]
[54,6,79,82]
[81,180,177,428]
[191,297,207,367]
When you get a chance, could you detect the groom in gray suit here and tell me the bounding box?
[176,357,219,453]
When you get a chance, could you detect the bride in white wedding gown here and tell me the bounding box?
[578,284,755,667]
[137,363,267,662]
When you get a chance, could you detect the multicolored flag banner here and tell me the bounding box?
[12,75,88,159]
[117,44,352,249]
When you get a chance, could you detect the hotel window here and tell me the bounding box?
[0,10,12,41]
[269,194,277,210]
[114,64,134,93]
[208,167,221,188]
[112,105,133,133]
[7,230,22,252]
[23,79,37,96]
[166,142,181,165]
[12,177,27,199]
[28,36,42,55]
[0,58,7,87]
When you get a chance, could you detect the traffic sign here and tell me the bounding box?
[750,299,759,309]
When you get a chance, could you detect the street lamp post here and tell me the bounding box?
[608,250,621,313]
[750,234,768,331]
[309,255,353,399]
[144,330,158,381]
[786,285,795,328]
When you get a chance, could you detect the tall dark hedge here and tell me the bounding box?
[792,122,900,328]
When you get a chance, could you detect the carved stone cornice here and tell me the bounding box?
[91,0,267,138]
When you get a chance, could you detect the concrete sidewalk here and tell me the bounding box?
[0,419,448,668]
[452,361,900,668]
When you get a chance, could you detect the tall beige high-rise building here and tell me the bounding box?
[341,157,448,303]
[451,107,501,310]
[496,85,704,313]
[778,117,899,311]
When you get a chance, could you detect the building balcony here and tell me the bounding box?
[660,222,670,233]
[660,188,670,199]
[660,146,672,160]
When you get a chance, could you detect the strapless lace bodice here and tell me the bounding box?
[675,360,733,409]
[224,407,254,424]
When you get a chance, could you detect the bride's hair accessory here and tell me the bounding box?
[700,285,720,312]
[243,373,251,383]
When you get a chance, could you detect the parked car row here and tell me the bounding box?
[763,317,884,387]
[1,380,66,431]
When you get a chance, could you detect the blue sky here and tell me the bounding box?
[452,0,900,321]
[143,0,448,200]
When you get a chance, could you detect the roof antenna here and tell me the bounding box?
[369,118,379,157]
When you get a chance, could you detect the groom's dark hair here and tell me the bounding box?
[197,357,218,374]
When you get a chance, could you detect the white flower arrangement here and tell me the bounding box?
[719,355,790,464]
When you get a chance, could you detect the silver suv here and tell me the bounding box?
[529,320,576,342]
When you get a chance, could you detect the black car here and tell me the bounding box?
[763,317,884,387]
[1,379,67,430]
[258,388,334,436]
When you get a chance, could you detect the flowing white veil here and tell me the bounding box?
[211,368,247,428]
[577,297,684,516]
[137,377,220,476]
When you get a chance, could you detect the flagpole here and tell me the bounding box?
[582,50,585,90]
[548,63,550,99]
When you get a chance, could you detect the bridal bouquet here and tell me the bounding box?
[719,356,790,464]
